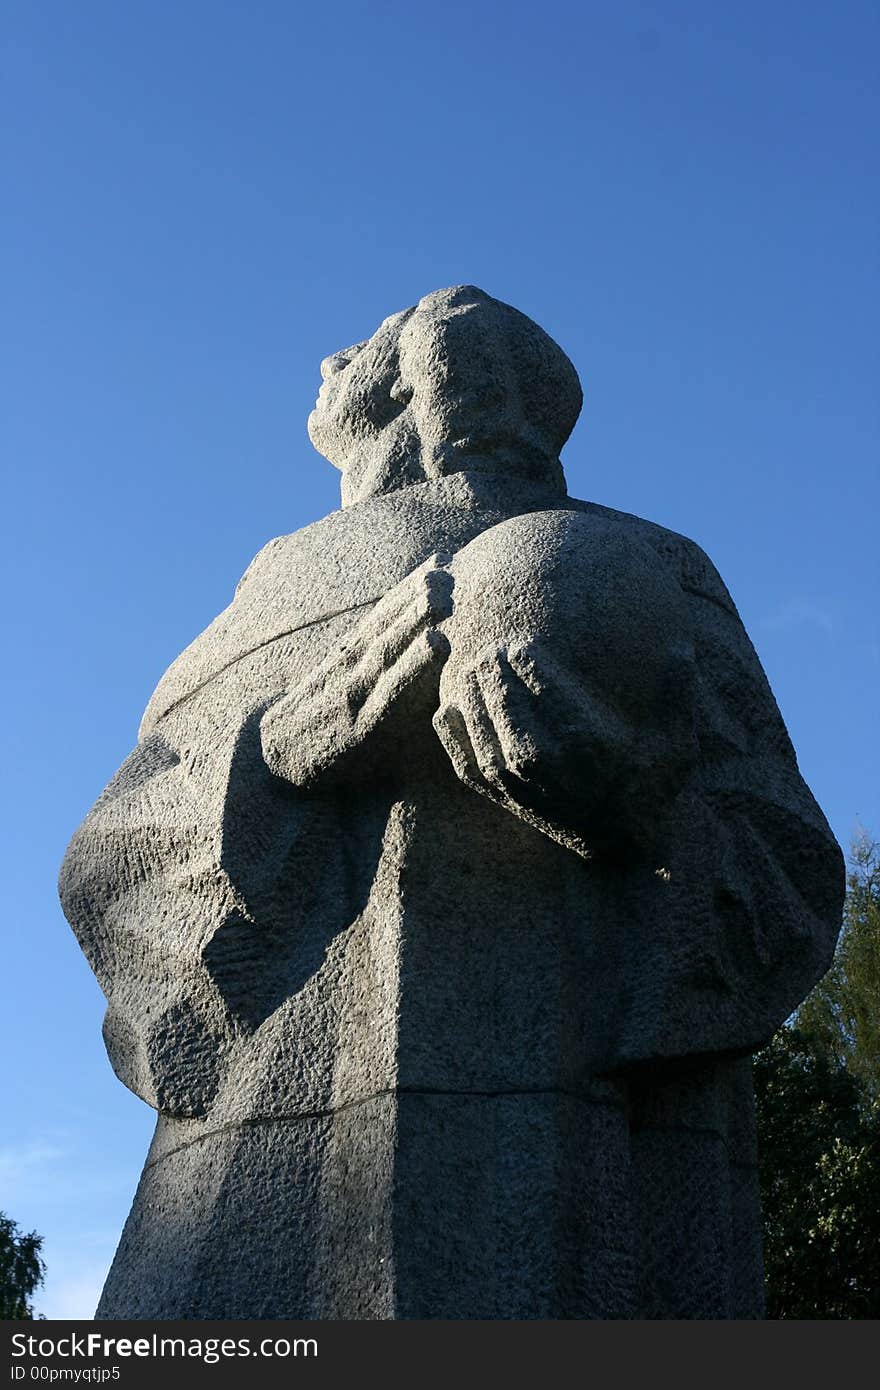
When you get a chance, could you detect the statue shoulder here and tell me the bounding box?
[139,508,367,736]
[566,499,738,617]
[445,505,695,679]
[446,500,737,623]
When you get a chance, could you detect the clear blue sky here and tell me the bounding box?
[3,1,877,1318]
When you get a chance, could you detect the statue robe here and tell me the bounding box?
[59,471,843,1318]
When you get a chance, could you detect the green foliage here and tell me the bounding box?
[755,832,880,1318]
[0,1212,46,1319]
[755,1026,880,1317]
[797,830,880,1099]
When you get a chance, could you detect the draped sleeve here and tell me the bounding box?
[436,508,845,1068]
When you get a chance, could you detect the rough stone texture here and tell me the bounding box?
[59,285,844,1319]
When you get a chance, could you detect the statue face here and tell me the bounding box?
[307,310,417,477]
[307,286,579,505]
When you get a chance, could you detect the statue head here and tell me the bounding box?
[308,285,583,506]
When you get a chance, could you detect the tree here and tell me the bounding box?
[0,1212,46,1319]
[755,832,880,1318]
[755,1026,880,1317]
[797,830,880,1099]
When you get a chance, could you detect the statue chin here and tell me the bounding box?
[102,994,231,1119]
[306,406,331,460]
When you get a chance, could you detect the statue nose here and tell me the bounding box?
[320,354,344,382]
[320,340,368,381]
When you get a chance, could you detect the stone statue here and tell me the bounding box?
[60,286,844,1318]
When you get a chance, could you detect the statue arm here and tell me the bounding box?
[671,588,845,1024]
[433,513,844,1054]
[610,598,846,1058]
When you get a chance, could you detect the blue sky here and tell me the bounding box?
[3,1,877,1318]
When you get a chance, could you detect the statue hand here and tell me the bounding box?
[434,636,697,857]
[261,555,453,788]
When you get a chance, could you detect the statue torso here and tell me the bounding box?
[62,470,809,1138]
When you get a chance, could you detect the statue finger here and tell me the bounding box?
[476,649,544,779]
[455,667,509,794]
[355,627,450,731]
[432,701,485,789]
[346,589,451,712]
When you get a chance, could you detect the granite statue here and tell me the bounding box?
[60,285,845,1318]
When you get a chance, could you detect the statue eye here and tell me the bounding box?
[364,389,408,430]
[389,377,413,405]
